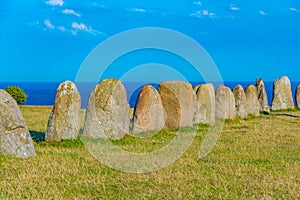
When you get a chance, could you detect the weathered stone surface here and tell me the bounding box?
[245,85,260,116]
[46,81,81,141]
[194,83,215,124]
[256,78,270,113]
[133,85,165,133]
[83,79,130,140]
[271,76,294,110]
[233,85,247,119]
[296,84,300,109]
[215,86,236,119]
[0,89,36,158]
[158,81,195,130]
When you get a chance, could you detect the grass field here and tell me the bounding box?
[0,106,299,199]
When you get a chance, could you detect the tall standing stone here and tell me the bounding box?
[245,85,260,116]
[296,84,300,109]
[0,89,36,158]
[133,85,165,133]
[271,76,294,110]
[83,79,130,140]
[256,78,270,113]
[194,83,215,124]
[233,85,247,119]
[158,81,195,130]
[215,86,236,119]
[46,81,81,141]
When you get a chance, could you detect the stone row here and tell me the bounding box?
[0,76,299,157]
[80,76,298,140]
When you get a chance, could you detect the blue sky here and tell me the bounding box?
[0,0,300,82]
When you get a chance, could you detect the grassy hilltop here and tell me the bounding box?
[0,106,299,199]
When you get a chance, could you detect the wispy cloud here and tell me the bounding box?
[29,21,40,27]
[190,10,202,18]
[229,5,240,11]
[71,22,102,35]
[259,10,267,15]
[88,2,107,8]
[44,19,55,29]
[57,26,67,32]
[202,10,209,15]
[289,7,300,13]
[45,0,64,6]
[71,22,88,31]
[127,8,146,13]
[190,10,216,18]
[193,1,202,6]
[62,9,81,17]
[209,12,216,18]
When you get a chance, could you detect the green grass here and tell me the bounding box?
[0,106,299,199]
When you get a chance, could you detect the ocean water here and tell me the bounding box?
[0,81,298,108]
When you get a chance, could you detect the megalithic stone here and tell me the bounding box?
[46,81,81,141]
[159,81,196,130]
[83,78,130,140]
[194,83,215,124]
[233,85,247,119]
[296,83,300,109]
[255,78,270,113]
[215,86,236,120]
[245,84,260,116]
[0,89,36,158]
[133,85,165,133]
[271,76,294,110]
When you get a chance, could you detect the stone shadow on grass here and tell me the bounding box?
[29,131,45,143]
[273,113,300,119]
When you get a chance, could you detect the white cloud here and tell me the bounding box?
[72,22,88,31]
[57,26,67,32]
[46,0,64,6]
[89,2,107,8]
[289,7,300,14]
[259,10,267,15]
[71,22,102,35]
[190,10,216,18]
[190,10,202,18]
[44,19,55,29]
[29,21,39,27]
[70,30,77,35]
[209,12,216,18]
[202,10,208,15]
[193,1,202,5]
[230,5,240,11]
[128,8,146,13]
[62,9,81,17]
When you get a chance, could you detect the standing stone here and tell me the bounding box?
[158,81,195,130]
[194,83,215,124]
[245,85,260,116]
[46,81,81,141]
[215,86,236,119]
[0,90,36,158]
[133,85,165,133]
[256,78,270,113]
[233,85,247,119]
[83,79,130,140]
[271,76,294,110]
[296,84,300,109]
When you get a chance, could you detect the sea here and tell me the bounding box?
[0,81,298,108]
